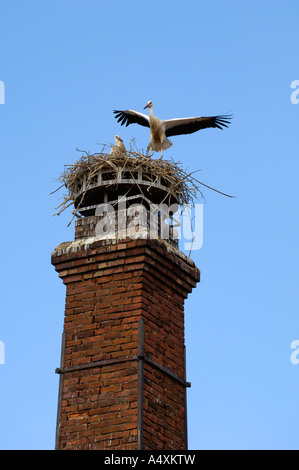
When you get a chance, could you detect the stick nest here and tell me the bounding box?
[52,141,233,226]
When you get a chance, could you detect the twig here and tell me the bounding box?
[51,139,234,226]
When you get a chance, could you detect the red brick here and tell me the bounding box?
[52,235,199,450]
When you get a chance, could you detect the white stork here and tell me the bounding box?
[114,101,232,157]
[109,135,126,156]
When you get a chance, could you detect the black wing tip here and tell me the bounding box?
[217,113,233,120]
[113,108,150,129]
[215,113,233,129]
[113,110,127,125]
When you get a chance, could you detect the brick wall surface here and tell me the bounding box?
[52,235,199,450]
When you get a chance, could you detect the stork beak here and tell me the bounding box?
[144,103,150,109]
[118,136,123,142]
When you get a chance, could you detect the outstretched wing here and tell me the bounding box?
[113,109,150,128]
[164,114,232,137]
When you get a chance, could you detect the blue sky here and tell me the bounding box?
[0,0,298,450]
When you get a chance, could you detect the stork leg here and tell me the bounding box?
[160,144,163,159]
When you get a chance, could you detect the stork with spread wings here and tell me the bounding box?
[114,101,232,157]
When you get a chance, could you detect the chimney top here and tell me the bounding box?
[53,145,201,221]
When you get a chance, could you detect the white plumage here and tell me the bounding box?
[110,135,126,155]
[114,101,232,157]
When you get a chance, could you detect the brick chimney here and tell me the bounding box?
[52,161,200,450]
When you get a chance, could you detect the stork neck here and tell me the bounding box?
[148,106,154,117]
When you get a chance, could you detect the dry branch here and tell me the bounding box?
[52,140,234,225]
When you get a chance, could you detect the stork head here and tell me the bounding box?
[115,135,123,143]
[144,100,153,110]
